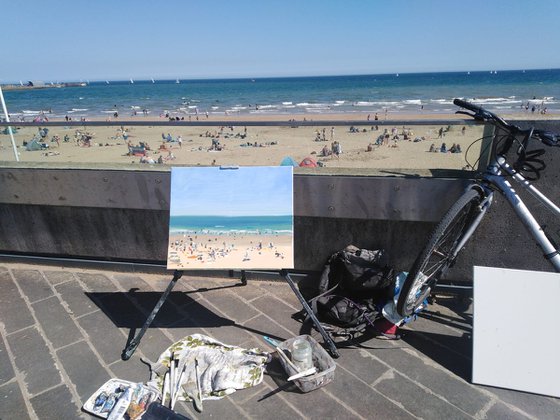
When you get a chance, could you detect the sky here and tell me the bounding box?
[2,0,560,82]
[169,167,293,216]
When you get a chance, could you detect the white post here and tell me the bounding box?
[0,85,20,162]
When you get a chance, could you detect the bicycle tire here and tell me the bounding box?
[397,188,483,317]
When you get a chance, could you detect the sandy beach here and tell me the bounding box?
[168,231,293,269]
[0,111,557,169]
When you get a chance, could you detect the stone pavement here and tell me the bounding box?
[0,262,558,419]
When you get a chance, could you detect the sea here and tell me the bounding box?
[3,69,560,120]
[169,215,293,236]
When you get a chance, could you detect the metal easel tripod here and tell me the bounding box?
[121,269,339,360]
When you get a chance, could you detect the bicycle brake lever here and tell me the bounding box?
[455,110,476,118]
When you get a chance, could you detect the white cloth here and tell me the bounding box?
[147,334,269,402]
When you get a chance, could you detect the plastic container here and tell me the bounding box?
[277,335,336,393]
[291,338,313,371]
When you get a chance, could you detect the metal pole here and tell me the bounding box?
[0,86,19,162]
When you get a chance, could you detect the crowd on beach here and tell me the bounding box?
[167,232,287,267]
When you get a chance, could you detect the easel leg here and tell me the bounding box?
[122,270,183,360]
[280,270,339,358]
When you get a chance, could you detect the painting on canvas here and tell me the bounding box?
[167,166,293,270]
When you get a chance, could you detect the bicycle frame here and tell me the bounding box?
[478,155,560,271]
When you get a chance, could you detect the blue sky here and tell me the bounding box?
[2,0,560,82]
[169,167,293,216]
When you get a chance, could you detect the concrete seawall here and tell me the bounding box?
[1,120,559,282]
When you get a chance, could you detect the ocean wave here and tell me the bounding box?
[22,110,43,114]
[71,108,88,111]
[404,99,422,105]
[282,102,293,105]
[430,99,454,104]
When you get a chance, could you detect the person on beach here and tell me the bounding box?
[330,127,335,141]
[440,143,447,153]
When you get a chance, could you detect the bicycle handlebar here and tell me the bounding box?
[453,98,559,147]
[453,98,509,128]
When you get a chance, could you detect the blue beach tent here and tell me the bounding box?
[280,156,298,167]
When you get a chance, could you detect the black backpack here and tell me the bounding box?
[309,245,394,330]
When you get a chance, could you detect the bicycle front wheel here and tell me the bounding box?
[397,188,484,317]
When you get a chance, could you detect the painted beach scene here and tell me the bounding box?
[167,166,293,269]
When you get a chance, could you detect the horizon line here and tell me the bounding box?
[3,67,559,85]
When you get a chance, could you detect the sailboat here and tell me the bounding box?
[106,80,110,84]
[151,77,155,84]
[130,78,134,84]
[175,79,180,84]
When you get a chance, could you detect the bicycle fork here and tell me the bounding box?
[451,186,494,261]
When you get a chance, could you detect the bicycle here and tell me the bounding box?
[396,99,560,317]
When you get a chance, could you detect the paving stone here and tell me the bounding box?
[278,385,355,419]
[0,270,35,334]
[373,347,489,416]
[484,401,533,420]
[181,297,237,330]
[108,359,150,384]
[0,381,31,420]
[202,324,255,348]
[76,310,128,364]
[7,327,61,395]
[326,367,414,419]
[230,282,269,302]
[112,273,154,292]
[75,273,118,292]
[481,385,560,420]
[202,291,259,324]
[0,332,15,385]
[90,290,149,329]
[250,295,306,335]
[43,270,76,286]
[32,296,83,350]
[239,383,303,419]
[130,328,173,362]
[57,341,110,402]
[184,393,247,419]
[375,371,471,419]
[161,326,206,343]
[125,291,192,327]
[55,280,98,318]
[242,314,294,346]
[12,269,53,303]
[401,329,472,381]
[29,384,82,420]
[334,346,389,386]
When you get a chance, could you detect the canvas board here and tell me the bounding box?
[167,166,293,270]
[472,266,560,397]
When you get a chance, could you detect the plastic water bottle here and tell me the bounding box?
[382,272,408,325]
[291,338,313,371]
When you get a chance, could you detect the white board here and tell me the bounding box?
[472,266,560,397]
